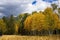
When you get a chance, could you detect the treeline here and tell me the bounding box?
[0,4,60,36]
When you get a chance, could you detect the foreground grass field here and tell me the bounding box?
[0,35,60,40]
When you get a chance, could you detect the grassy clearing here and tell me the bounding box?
[0,35,60,40]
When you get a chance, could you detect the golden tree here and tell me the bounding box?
[43,7,59,34]
[0,19,7,34]
[57,20,60,29]
[24,13,46,31]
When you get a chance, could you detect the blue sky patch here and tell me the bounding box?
[42,0,57,3]
[32,0,37,5]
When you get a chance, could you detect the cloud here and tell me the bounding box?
[24,0,51,13]
[0,0,35,17]
[0,13,5,18]
[0,0,58,17]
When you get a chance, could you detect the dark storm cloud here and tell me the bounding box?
[0,0,34,17]
[0,3,26,17]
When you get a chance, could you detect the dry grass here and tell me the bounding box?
[0,35,60,40]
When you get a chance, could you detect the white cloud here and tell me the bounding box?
[0,2,5,5]
[36,1,51,10]
[0,13,5,16]
[0,7,5,10]
[0,13,6,18]
[0,13,3,15]
[58,0,60,7]
[23,0,51,13]
[24,4,37,13]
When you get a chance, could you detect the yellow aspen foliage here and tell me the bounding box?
[24,15,32,31]
[53,14,59,21]
[52,14,59,30]
[0,19,6,33]
[24,13,46,31]
[24,7,59,31]
[44,7,59,30]
[57,20,60,29]
[44,7,53,16]
[14,21,20,33]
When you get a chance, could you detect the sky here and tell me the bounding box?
[0,0,58,17]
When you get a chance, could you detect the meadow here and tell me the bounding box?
[0,35,60,40]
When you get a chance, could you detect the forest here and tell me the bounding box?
[0,3,60,36]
